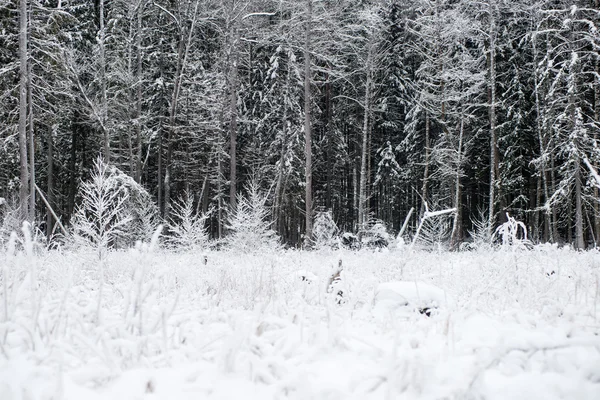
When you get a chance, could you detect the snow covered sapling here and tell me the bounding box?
[167,192,210,251]
[312,210,339,249]
[0,197,23,248]
[411,202,456,251]
[71,158,132,258]
[71,157,160,255]
[464,207,493,250]
[225,180,280,252]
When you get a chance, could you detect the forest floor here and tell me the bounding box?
[1,245,599,399]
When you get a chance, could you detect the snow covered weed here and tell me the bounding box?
[0,245,599,399]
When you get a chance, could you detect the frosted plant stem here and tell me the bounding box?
[23,222,37,339]
[2,256,7,323]
[96,259,104,326]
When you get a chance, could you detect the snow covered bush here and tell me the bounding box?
[71,158,160,256]
[493,213,531,249]
[167,192,210,251]
[312,210,339,249]
[0,197,21,248]
[361,219,391,249]
[225,180,280,253]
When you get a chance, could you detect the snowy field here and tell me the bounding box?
[1,245,600,399]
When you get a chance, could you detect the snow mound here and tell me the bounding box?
[373,281,451,316]
[294,269,318,284]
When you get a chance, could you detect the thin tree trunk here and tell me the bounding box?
[229,34,239,211]
[27,54,35,222]
[99,0,109,162]
[534,174,542,242]
[487,0,498,235]
[532,31,553,242]
[325,72,332,210]
[550,152,559,241]
[157,120,163,215]
[304,0,313,244]
[358,42,373,235]
[135,3,143,182]
[568,9,585,250]
[450,110,465,249]
[273,63,291,233]
[163,38,184,219]
[164,0,199,218]
[127,13,135,177]
[46,126,54,240]
[572,182,583,248]
[68,122,77,217]
[421,112,430,212]
[594,17,600,245]
[18,0,29,220]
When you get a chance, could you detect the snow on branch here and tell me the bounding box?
[583,157,600,189]
[242,12,276,20]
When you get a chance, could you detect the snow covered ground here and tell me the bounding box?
[1,245,599,399]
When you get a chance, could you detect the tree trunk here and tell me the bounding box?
[128,2,144,183]
[27,52,35,222]
[163,0,199,218]
[18,0,29,220]
[358,42,373,235]
[229,35,239,211]
[163,36,184,219]
[487,0,498,235]
[135,3,143,183]
[67,122,77,218]
[304,0,313,245]
[450,110,465,249]
[421,112,430,212]
[273,62,291,234]
[594,13,600,245]
[46,126,54,240]
[99,0,109,162]
[572,166,585,249]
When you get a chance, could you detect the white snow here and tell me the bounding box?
[0,246,599,399]
[374,280,451,317]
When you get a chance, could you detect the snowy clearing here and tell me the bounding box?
[1,246,599,399]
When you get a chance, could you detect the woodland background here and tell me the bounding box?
[1,0,600,249]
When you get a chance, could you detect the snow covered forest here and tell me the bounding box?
[1,2,600,398]
[1,0,600,248]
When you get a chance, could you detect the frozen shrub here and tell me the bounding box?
[494,213,531,249]
[361,219,391,249]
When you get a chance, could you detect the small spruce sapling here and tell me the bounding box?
[71,157,160,254]
[313,210,339,249]
[226,180,280,252]
[167,192,210,251]
[71,157,132,259]
[465,207,493,250]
